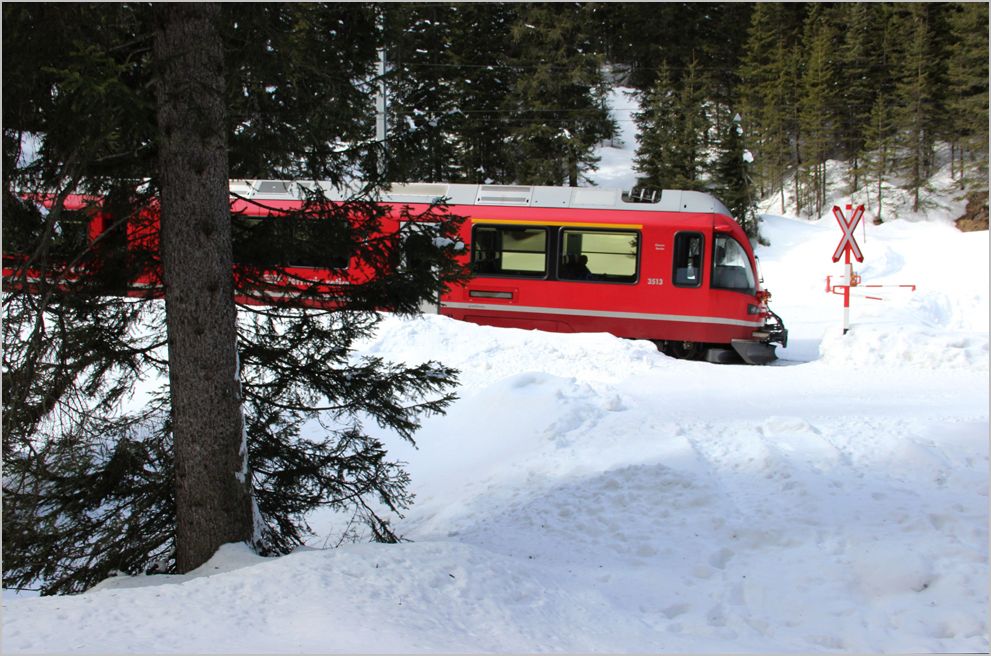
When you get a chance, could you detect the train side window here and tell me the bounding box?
[232,214,348,269]
[471,225,547,277]
[48,209,92,260]
[289,218,349,269]
[558,229,638,283]
[232,214,284,267]
[673,232,704,287]
[712,235,756,294]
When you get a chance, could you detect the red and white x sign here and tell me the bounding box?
[831,204,864,263]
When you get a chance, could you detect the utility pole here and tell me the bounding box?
[375,16,389,181]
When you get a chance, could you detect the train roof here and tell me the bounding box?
[230,180,732,217]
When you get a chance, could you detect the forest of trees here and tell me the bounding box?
[380,3,987,231]
[2,2,987,595]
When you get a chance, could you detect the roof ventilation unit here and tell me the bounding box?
[476,185,532,206]
[253,180,294,198]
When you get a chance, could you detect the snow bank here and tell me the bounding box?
[7,311,986,652]
[819,323,989,370]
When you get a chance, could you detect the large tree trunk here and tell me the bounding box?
[153,3,253,573]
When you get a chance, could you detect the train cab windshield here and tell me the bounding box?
[711,235,756,294]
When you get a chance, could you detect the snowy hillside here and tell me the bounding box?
[3,92,988,653]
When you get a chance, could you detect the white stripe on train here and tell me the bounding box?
[440,302,764,329]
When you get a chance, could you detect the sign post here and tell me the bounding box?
[831,204,865,335]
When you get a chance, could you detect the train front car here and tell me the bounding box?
[433,184,788,366]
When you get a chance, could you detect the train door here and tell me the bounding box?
[399,220,442,314]
[666,229,710,345]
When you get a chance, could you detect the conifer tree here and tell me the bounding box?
[504,3,615,186]
[738,3,804,212]
[712,111,759,239]
[945,2,989,187]
[633,63,680,190]
[835,3,884,192]
[588,3,752,97]
[3,3,464,594]
[672,56,709,191]
[445,3,520,184]
[633,58,712,192]
[861,92,895,222]
[154,2,254,573]
[892,3,940,212]
[798,6,836,218]
[381,4,460,183]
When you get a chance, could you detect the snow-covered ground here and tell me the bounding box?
[3,91,988,653]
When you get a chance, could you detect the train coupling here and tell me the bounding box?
[730,306,788,365]
[758,307,788,348]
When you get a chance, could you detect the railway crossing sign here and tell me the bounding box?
[831,204,864,263]
[826,202,916,335]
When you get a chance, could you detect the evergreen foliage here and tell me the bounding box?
[3,3,464,594]
[380,4,461,183]
[892,4,942,212]
[945,2,990,186]
[504,3,615,186]
[860,92,896,222]
[223,4,381,183]
[672,56,709,191]
[712,112,758,238]
[798,6,836,218]
[327,2,987,215]
[632,64,681,190]
[738,3,802,213]
[632,59,710,193]
[835,3,885,191]
[445,4,520,183]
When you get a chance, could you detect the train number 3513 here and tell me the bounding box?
[647,278,664,286]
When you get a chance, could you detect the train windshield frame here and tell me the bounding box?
[711,234,756,294]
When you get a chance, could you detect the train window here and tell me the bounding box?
[471,225,547,277]
[558,229,638,283]
[50,210,91,259]
[712,235,756,294]
[232,214,349,269]
[233,215,287,267]
[673,232,704,287]
[290,218,349,269]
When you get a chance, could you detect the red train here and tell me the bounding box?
[420,182,787,364]
[3,180,787,364]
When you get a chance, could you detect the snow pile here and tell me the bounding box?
[6,297,987,652]
[359,313,669,390]
[819,323,989,370]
